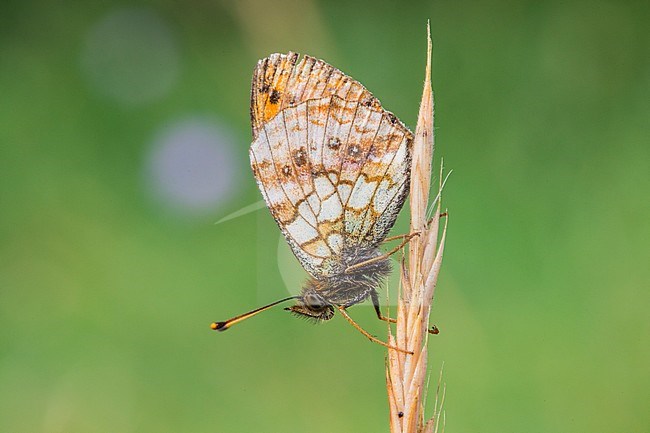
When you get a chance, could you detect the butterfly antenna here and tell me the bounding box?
[211,296,300,331]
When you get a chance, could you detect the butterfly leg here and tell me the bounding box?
[370,290,397,324]
[336,306,413,355]
[382,232,420,244]
[370,290,440,335]
[345,233,418,274]
[380,213,448,246]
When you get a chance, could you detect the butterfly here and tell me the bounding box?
[212,53,436,352]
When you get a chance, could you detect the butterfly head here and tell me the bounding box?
[285,289,335,322]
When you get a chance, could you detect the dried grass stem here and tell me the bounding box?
[386,22,448,433]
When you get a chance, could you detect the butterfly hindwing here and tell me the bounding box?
[250,53,413,278]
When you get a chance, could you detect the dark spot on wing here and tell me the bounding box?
[327,137,341,149]
[269,89,281,104]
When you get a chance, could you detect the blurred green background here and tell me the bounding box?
[1,0,648,432]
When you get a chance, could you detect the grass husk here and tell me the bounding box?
[386,22,448,433]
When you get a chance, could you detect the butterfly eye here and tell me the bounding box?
[305,293,324,310]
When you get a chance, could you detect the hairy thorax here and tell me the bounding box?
[286,246,391,321]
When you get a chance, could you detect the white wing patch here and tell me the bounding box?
[307,193,321,216]
[298,201,317,226]
[347,177,377,210]
[319,194,343,222]
[285,216,320,245]
[314,175,336,199]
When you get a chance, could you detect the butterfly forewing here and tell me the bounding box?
[251,53,375,139]
[250,53,413,279]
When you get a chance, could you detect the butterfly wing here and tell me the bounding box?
[250,53,413,279]
[250,52,379,140]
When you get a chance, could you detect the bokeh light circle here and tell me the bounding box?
[145,117,240,216]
